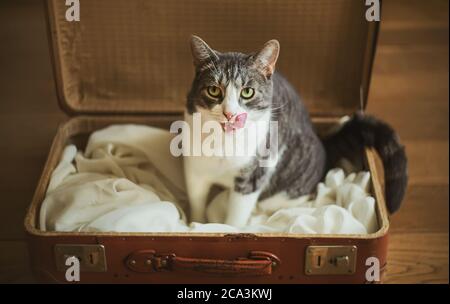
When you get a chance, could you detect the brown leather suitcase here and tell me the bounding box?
[25,0,390,283]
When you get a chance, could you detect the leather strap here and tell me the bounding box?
[125,250,280,277]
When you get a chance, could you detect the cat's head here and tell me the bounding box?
[187,35,279,133]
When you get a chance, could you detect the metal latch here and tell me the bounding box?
[54,244,107,272]
[305,245,357,275]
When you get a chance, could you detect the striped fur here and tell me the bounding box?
[184,36,407,226]
[323,112,408,213]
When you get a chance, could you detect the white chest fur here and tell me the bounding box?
[183,111,270,223]
[183,111,269,186]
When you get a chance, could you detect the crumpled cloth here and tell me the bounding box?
[40,124,378,234]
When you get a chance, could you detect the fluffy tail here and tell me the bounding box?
[323,112,408,213]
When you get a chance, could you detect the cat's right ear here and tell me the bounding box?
[190,35,219,68]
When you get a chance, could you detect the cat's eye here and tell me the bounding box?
[240,87,255,99]
[206,86,222,98]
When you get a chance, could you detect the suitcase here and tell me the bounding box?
[25,0,390,283]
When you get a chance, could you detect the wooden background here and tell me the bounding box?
[0,0,448,283]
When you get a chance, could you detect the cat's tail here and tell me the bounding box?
[323,112,408,213]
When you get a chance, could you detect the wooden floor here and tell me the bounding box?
[0,0,448,283]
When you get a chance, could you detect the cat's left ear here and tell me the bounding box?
[252,40,280,78]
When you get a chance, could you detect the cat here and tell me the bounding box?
[183,35,408,227]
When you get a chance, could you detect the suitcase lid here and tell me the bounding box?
[46,0,378,117]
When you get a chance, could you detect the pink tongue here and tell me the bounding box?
[224,113,247,132]
[223,123,234,132]
[233,113,247,129]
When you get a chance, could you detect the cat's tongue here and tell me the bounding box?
[233,113,247,128]
[223,113,247,132]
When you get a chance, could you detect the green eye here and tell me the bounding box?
[206,86,221,98]
[240,87,255,99]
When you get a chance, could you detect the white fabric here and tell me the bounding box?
[40,124,378,234]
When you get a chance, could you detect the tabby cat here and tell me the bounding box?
[183,36,407,227]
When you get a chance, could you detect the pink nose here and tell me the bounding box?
[224,111,234,120]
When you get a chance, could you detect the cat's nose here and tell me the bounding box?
[223,111,235,121]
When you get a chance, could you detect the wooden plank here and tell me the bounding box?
[385,232,449,284]
[368,47,448,141]
[0,241,35,283]
[368,0,449,142]
[0,1,60,116]
[374,46,448,75]
[381,0,449,31]
[368,99,449,141]
[0,185,39,239]
[390,185,449,233]
[0,114,65,154]
[403,140,449,186]
[379,27,448,46]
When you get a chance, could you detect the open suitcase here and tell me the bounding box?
[24,0,389,283]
